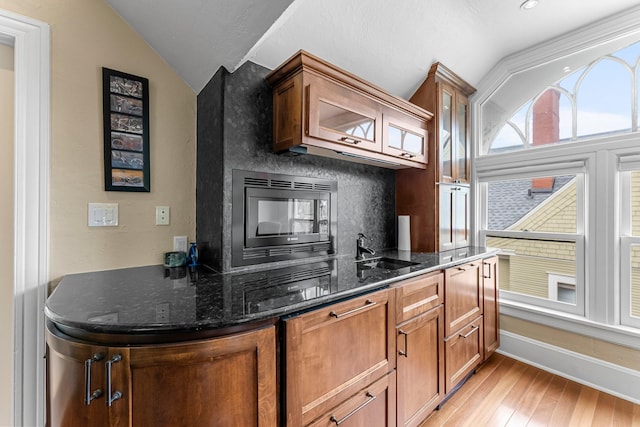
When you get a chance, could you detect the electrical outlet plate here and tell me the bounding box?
[156,206,170,225]
[173,236,188,252]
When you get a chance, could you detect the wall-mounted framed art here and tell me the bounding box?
[102,67,150,192]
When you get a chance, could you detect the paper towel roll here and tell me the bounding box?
[398,215,411,251]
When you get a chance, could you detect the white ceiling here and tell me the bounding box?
[106,0,640,98]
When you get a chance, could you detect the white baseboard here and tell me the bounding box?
[497,331,640,404]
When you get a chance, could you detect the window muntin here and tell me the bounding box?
[483,41,640,155]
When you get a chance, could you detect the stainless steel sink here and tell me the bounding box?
[355,257,420,271]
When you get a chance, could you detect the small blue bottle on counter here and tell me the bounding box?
[188,242,198,267]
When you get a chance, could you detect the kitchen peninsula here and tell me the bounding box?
[45,247,498,426]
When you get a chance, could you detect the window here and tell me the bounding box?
[475,18,640,346]
[479,172,584,315]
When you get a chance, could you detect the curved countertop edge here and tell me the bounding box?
[45,247,499,342]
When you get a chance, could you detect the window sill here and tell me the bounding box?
[500,299,640,350]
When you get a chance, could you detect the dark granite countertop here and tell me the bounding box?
[45,247,496,340]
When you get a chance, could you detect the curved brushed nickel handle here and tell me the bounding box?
[329,300,376,319]
[330,392,376,425]
[460,325,480,339]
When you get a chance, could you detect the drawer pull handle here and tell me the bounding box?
[329,300,376,318]
[340,136,361,145]
[457,266,468,271]
[329,392,376,425]
[84,352,104,405]
[400,152,416,158]
[106,354,123,407]
[399,329,409,357]
[459,325,479,339]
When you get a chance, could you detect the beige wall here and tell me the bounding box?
[501,315,640,371]
[0,0,197,282]
[0,42,14,427]
[0,0,196,423]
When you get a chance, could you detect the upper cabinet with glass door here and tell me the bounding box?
[410,63,475,183]
[266,50,432,169]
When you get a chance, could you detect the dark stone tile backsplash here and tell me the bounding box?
[197,61,396,272]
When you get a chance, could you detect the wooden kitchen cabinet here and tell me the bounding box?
[396,63,475,252]
[444,261,482,337]
[393,272,445,427]
[266,50,432,169]
[444,316,483,393]
[283,288,395,426]
[46,322,277,427]
[482,256,500,360]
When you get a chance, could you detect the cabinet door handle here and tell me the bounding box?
[398,329,408,357]
[105,354,123,407]
[459,325,480,339]
[329,299,376,318]
[400,152,416,158]
[340,136,361,145]
[483,261,492,279]
[329,392,376,425]
[84,353,104,405]
[457,266,469,271]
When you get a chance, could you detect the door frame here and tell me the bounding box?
[0,8,50,427]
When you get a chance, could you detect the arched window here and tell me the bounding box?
[484,41,640,154]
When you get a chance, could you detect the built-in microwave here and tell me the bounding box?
[232,170,337,267]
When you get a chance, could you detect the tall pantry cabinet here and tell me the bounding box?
[396,63,476,252]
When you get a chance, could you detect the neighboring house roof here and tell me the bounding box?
[488,175,574,230]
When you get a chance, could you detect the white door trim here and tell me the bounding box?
[1,8,50,427]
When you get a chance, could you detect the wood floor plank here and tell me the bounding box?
[548,379,582,426]
[568,386,599,427]
[504,370,553,426]
[526,375,568,426]
[612,397,635,426]
[592,391,616,426]
[478,364,539,427]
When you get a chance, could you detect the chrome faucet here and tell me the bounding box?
[356,233,376,260]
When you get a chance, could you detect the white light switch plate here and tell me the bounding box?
[88,203,118,227]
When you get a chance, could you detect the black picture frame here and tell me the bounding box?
[102,67,150,192]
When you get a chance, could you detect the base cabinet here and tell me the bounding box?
[283,289,395,426]
[46,322,277,427]
[444,316,483,393]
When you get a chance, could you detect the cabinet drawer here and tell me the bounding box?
[394,272,443,324]
[444,261,482,337]
[444,316,483,393]
[284,289,395,426]
[307,371,396,427]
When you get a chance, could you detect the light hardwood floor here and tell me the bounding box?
[420,353,640,426]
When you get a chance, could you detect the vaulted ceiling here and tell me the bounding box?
[105,0,640,98]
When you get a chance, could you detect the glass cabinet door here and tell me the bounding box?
[440,89,453,181]
[455,98,469,183]
[307,77,382,153]
[382,109,428,164]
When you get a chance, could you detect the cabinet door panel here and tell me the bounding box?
[454,96,469,183]
[453,185,470,248]
[46,328,114,427]
[444,262,482,337]
[396,306,444,427]
[285,289,394,426]
[308,372,396,427]
[444,316,483,393]
[382,108,428,165]
[439,185,455,252]
[439,84,454,182]
[307,76,382,153]
[483,257,500,359]
[394,272,443,324]
[129,326,277,427]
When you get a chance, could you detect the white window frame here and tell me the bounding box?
[472,2,640,347]
[477,159,586,316]
[619,156,640,329]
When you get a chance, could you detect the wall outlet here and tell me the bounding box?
[173,236,188,253]
[156,206,170,225]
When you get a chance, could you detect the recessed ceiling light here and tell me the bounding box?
[520,0,539,10]
[563,66,571,73]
